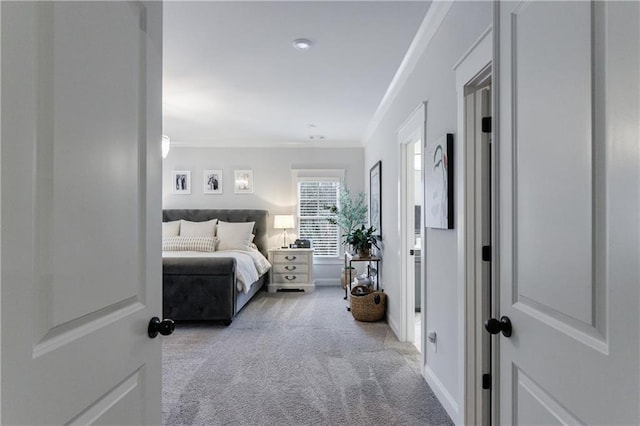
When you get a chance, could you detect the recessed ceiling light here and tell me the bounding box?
[293,38,313,50]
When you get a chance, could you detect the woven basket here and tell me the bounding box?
[341,267,356,289]
[350,285,386,322]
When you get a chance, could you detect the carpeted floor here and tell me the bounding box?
[163,286,453,426]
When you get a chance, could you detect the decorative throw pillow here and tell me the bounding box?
[179,219,217,237]
[162,236,218,252]
[162,220,180,237]
[216,221,255,251]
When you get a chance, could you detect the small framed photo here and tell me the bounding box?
[234,170,253,194]
[172,170,191,194]
[203,170,223,194]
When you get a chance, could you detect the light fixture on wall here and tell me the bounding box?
[273,215,295,248]
[162,135,171,159]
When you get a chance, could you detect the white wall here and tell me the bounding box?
[363,2,491,423]
[163,146,365,284]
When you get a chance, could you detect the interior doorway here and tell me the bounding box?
[466,81,492,425]
[452,25,494,424]
[410,139,423,351]
[397,103,426,357]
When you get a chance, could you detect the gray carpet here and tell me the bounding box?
[163,286,453,426]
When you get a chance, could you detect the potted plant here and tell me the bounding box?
[325,185,370,285]
[346,225,380,258]
[325,185,368,246]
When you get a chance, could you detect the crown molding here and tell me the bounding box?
[362,1,454,144]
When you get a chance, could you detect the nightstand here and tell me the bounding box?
[268,248,314,293]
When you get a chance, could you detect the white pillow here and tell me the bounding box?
[216,221,255,251]
[162,221,180,237]
[180,219,217,237]
[162,236,218,252]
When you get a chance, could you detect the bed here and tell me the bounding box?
[162,209,271,325]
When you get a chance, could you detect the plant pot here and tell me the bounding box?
[357,244,371,258]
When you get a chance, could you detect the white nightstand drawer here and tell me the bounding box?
[273,253,306,264]
[273,264,309,274]
[268,248,314,293]
[272,273,309,284]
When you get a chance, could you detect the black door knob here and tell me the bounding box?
[148,317,175,338]
[484,316,512,337]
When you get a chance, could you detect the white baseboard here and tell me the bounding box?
[314,279,340,287]
[387,314,400,339]
[424,365,460,424]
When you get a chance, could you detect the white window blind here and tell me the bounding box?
[297,181,340,257]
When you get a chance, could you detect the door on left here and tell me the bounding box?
[1,2,164,424]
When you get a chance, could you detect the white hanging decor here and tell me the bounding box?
[162,135,171,159]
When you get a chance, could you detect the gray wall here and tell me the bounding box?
[163,146,365,284]
[363,2,492,422]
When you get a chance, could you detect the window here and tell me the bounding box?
[292,169,344,258]
[297,181,340,257]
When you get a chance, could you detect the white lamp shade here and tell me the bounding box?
[273,215,295,230]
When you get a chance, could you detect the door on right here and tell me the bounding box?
[496,1,639,424]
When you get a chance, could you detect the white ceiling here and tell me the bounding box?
[163,1,431,148]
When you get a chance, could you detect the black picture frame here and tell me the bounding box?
[369,160,382,236]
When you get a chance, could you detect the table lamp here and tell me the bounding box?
[273,215,295,248]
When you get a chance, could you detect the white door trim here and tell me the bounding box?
[396,103,426,358]
[453,25,492,426]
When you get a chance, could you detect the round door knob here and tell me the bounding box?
[148,317,175,338]
[484,316,512,337]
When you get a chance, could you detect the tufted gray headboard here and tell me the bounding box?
[162,209,270,257]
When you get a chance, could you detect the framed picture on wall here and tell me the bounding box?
[203,170,223,194]
[369,160,382,235]
[172,170,191,195]
[234,170,253,194]
[425,133,454,229]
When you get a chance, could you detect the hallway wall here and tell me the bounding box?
[363,2,492,422]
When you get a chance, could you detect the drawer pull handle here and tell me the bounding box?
[285,275,297,281]
[285,266,297,271]
[285,256,297,261]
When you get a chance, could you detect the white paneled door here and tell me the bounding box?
[496,1,639,424]
[1,2,163,424]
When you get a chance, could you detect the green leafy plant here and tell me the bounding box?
[346,225,380,256]
[325,184,368,242]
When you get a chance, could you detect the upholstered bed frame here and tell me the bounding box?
[162,209,269,325]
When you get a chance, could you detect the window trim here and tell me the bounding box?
[292,169,345,259]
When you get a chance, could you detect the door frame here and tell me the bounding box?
[453,26,493,426]
[396,102,426,360]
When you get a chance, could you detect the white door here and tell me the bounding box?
[1,2,164,424]
[496,1,639,424]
